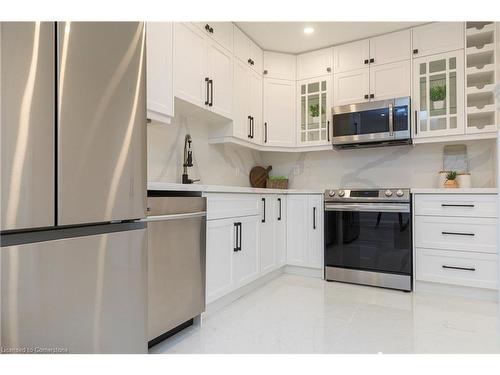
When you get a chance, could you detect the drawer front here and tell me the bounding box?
[416,248,498,290]
[414,194,498,218]
[415,216,497,254]
[205,193,261,220]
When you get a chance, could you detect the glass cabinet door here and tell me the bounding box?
[413,51,464,138]
[298,76,331,144]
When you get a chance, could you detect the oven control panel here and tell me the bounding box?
[324,188,410,202]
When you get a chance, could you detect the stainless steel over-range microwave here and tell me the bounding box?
[331,97,411,148]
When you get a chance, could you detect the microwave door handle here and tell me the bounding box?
[388,102,394,136]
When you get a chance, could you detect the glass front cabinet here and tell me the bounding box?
[297,75,332,145]
[412,50,464,139]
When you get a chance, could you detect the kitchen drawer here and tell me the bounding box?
[416,248,498,290]
[415,216,497,254]
[205,193,261,220]
[414,194,498,218]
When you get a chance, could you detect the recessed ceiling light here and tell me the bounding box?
[303,27,314,35]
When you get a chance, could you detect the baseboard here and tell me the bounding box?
[205,267,285,315]
[283,265,324,279]
[415,281,498,302]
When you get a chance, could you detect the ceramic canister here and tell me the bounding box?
[457,173,472,188]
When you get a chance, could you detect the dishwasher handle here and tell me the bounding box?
[143,211,206,222]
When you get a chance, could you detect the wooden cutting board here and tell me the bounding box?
[249,166,272,188]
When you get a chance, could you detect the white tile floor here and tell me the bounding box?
[150,274,500,354]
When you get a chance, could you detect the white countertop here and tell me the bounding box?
[411,188,498,194]
[147,182,323,195]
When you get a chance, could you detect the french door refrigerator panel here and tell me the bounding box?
[1,225,147,354]
[57,22,147,226]
[0,22,55,231]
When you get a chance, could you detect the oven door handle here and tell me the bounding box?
[325,203,410,213]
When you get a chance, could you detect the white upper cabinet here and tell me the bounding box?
[195,22,233,52]
[207,39,233,118]
[333,68,370,106]
[249,70,263,143]
[333,39,370,73]
[174,23,208,108]
[369,29,411,66]
[146,22,174,123]
[412,22,464,58]
[263,78,296,147]
[369,60,411,101]
[234,25,263,74]
[297,47,333,80]
[263,51,296,80]
[174,23,233,119]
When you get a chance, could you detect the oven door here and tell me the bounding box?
[324,202,411,275]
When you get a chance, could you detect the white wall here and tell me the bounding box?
[147,116,262,185]
[260,139,497,190]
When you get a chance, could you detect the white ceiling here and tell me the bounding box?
[236,22,427,54]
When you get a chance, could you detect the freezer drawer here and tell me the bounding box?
[1,22,55,231]
[57,22,147,225]
[1,224,147,353]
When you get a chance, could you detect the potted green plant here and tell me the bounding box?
[309,104,320,123]
[444,171,458,188]
[266,175,289,189]
[430,84,446,110]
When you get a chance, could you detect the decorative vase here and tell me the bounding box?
[438,171,449,188]
[444,179,459,188]
[457,173,472,188]
[312,116,320,123]
[433,100,445,110]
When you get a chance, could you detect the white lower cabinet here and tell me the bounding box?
[286,194,324,269]
[414,193,498,291]
[232,215,260,287]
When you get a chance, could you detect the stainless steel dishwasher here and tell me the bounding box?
[146,192,206,348]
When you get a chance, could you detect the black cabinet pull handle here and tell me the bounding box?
[264,122,268,143]
[442,231,475,237]
[248,115,252,138]
[413,48,418,54]
[251,116,254,138]
[369,94,374,99]
[248,58,252,64]
[364,94,369,99]
[277,198,282,221]
[262,198,266,223]
[364,59,369,64]
[327,120,330,142]
[441,204,475,208]
[369,58,374,63]
[263,69,268,75]
[209,79,213,107]
[209,27,214,34]
[414,110,418,134]
[313,207,316,230]
[238,222,242,250]
[205,24,210,32]
[205,77,210,105]
[326,67,332,72]
[442,265,475,272]
[233,222,239,252]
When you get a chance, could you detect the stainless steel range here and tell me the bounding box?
[324,188,412,291]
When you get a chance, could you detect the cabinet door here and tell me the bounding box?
[307,195,324,269]
[260,195,276,274]
[286,195,308,266]
[412,22,464,58]
[297,76,332,145]
[249,69,263,144]
[275,195,287,267]
[263,78,296,147]
[174,23,207,107]
[369,29,411,66]
[297,47,333,80]
[333,68,370,106]
[232,59,251,140]
[263,51,296,80]
[233,215,260,287]
[413,51,464,138]
[234,25,250,64]
[206,219,234,303]
[333,39,370,73]
[195,22,233,52]
[369,60,411,101]
[146,22,174,123]
[249,39,263,74]
[207,39,233,119]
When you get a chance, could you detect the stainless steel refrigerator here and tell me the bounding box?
[0,22,147,353]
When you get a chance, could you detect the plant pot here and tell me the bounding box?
[444,179,459,188]
[457,173,472,188]
[433,100,445,110]
[438,171,450,188]
[266,179,288,189]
